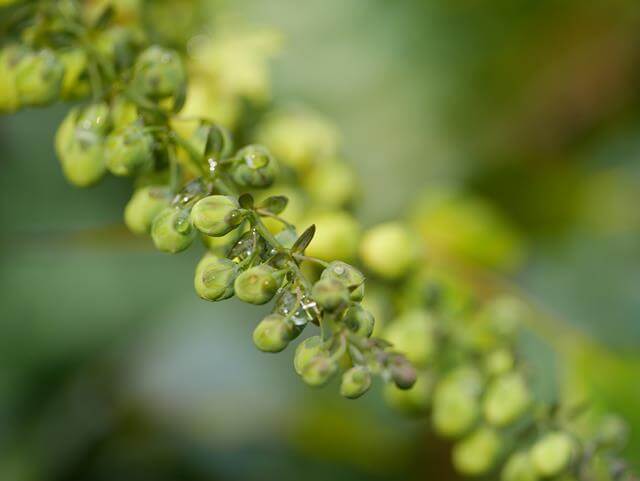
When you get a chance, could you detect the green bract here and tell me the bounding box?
[151,206,196,253]
[234,264,279,305]
[15,49,64,107]
[194,254,238,301]
[191,195,241,236]
[124,185,171,235]
[340,366,371,399]
[311,277,350,312]
[105,125,154,176]
[133,46,186,99]
[452,427,501,476]
[530,432,574,477]
[483,372,530,427]
[343,304,375,338]
[252,313,298,352]
[230,144,278,188]
[294,336,323,375]
[320,260,365,301]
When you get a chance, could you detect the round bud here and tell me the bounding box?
[312,277,350,312]
[501,451,539,481]
[597,414,629,450]
[15,49,64,107]
[105,126,154,176]
[59,48,90,99]
[384,371,433,414]
[305,160,356,208]
[485,348,515,376]
[343,304,375,338]
[384,310,436,367]
[133,46,186,99]
[230,145,278,188]
[321,261,365,301]
[0,45,25,113]
[340,366,372,399]
[530,432,575,477]
[452,427,501,476]
[234,264,279,305]
[194,254,238,301]
[432,367,483,438]
[304,211,360,261]
[253,313,297,352]
[360,222,419,280]
[483,372,530,427]
[191,195,241,236]
[389,357,418,390]
[124,186,171,235]
[301,355,338,387]
[294,336,323,375]
[151,206,196,253]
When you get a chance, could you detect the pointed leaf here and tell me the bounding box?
[258,195,288,215]
[291,224,316,254]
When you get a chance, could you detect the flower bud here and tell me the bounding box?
[133,46,186,99]
[343,304,375,338]
[15,49,64,107]
[305,160,356,208]
[320,261,365,301]
[360,222,419,280]
[151,206,196,253]
[124,186,171,235]
[384,371,433,414]
[230,145,278,188]
[340,366,371,399]
[0,45,24,113]
[304,211,360,261]
[483,372,530,427]
[194,254,237,301]
[59,48,90,99]
[501,451,539,481]
[530,432,575,477]
[432,367,483,438]
[384,310,436,367]
[485,348,515,376]
[312,277,350,312]
[234,264,279,305]
[253,313,297,353]
[301,355,338,387]
[452,427,501,476]
[597,414,629,450]
[105,125,154,176]
[294,336,323,375]
[191,195,241,236]
[389,357,417,390]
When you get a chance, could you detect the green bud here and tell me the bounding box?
[124,185,171,235]
[432,367,483,438]
[15,49,63,107]
[59,48,90,99]
[305,160,356,208]
[301,355,338,387]
[384,371,433,414]
[194,254,238,301]
[234,264,279,305]
[485,348,515,376]
[304,211,361,262]
[340,366,371,399]
[294,336,323,375]
[597,414,629,450]
[312,277,350,312]
[360,222,419,280]
[321,260,365,301]
[501,451,539,481]
[384,310,437,367]
[0,45,24,113]
[105,125,154,176]
[133,46,186,99]
[343,304,375,338]
[389,357,417,390]
[452,427,501,476]
[483,372,530,427]
[151,206,196,253]
[230,145,278,188]
[530,432,575,477]
[191,195,241,236]
[253,313,299,353]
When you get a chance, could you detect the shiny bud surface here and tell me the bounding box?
[194,254,237,301]
[252,313,298,352]
[134,46,186,99]
[151,206,196,253]
[105,126,154,176]
[343,304,375,338]
[234,264,279,305]
[340,366,372,399]
[191,195,241,236]
[230,144,278,188]
[124,186,171,235]
[321,260,365,301]
[311,277,350,312]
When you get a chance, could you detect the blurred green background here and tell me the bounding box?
[1,0,640,479]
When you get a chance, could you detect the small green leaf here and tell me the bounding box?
[292,224,316,254]
[258,195,288,215]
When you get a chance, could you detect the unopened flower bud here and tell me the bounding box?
[389,357,417,390]
[432,367,483,438]
[105,125,154,176]
[191,195,241,236]
[384,371,433,414]
[530,432,575,477]
[340,366,372,399]
[304,211,360,261]
[151,206,196,253]
[253,313,298,353]
[15,49,63,107]
[59,48,90,99]
[597,414,629,450]
[485,348,515,376]
[234,264,279,305]
[343,304,375,338]
[384,310,437,367]
[452,427,501,476]
[483,372,530,427]
[301,355,338,387]
[0,45,25,113]
[230,145,278,188]
[194,254,237,301]
[294,336,323,375]
[124,185,171,235]
[312,277,350,312]
[360,222,419,280]
[321,261,365,301]
[501,451,539,481]
[133,46,186,99]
